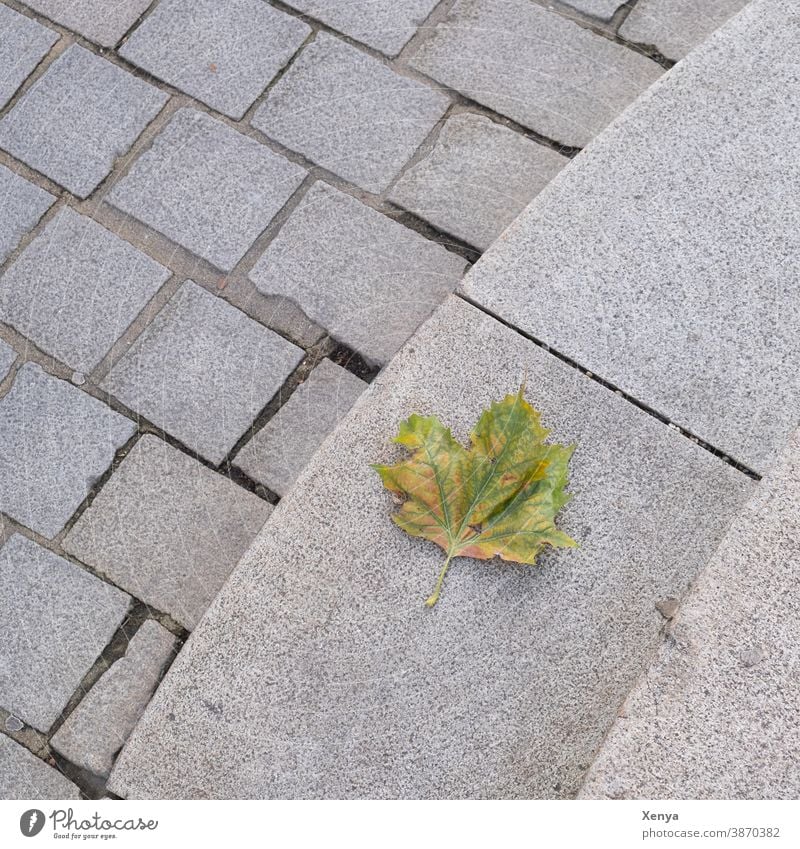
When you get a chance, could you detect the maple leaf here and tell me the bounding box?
[372,384,577,606]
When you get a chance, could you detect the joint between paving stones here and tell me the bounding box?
[456,291,762,481]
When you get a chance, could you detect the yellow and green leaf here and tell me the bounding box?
[372,384,577,606]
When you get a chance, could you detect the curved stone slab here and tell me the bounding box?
[462,0,799,475]
[109,297,748,799]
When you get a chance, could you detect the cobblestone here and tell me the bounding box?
[120,0,311,120]
[0,340,15,381]
[389,113,568,250]
[562,0,623,18]
[0,164,54,264]
[108,108,306,271]
[0,5,58,110]
[620,0,750,60]
[234,358,366,496]
[0,45,168,198]
[249,182,465,363]
[0,207,170,373]
[252,33,449,193]
[20,0,154,48]
[0,533,130,732]
[0,363,136,538]
[63,435,273,630]
[101,281,304,464]
[408,0,661,148]
[282,0,439,56]
[51,620,176,777]
[0,734,80,799]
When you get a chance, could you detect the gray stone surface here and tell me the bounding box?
[20,0,153,48]
[102,281,304,465]
[0,45,167,198]
[582,428,800,799]
[120,0,311,120]
[0,534,130,732]
[408,0,661,149]
[51,620,176,777]
[64,435,273,630]
[0,735,80,800]
[560,0,623,19]
[462,0,799,474]
[0,208,170,373]
[0,340,15,381]
[0,164,54,264]
[251,33,449,193]
[282,0,439,56]
[620,0,749,60]
[108,108,306,271]
[234,358,366,496]
[0,5,58,110]
[389,113,568,251]
[0,364,136,538]
[108,296,748,799]
[249,182,465,363]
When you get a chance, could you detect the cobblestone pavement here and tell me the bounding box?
[0,0,748,798]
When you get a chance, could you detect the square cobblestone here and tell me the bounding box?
[20,0,153,48]
[0,5,58,109]
[120,0,311,120]
[251,33,449,193]
[108,108,306,271]
[620,0,749,60]
[0,735,80,799]
[389,113,568,251]
[0,533,130,732]
[0,363,136,538]
[64,435,272,629]
[101,281,304,464]
[0,208,170,373]
[51,619,176,776]
[409,0,661,148]
[0,340,15,381]
[562,0,623,18]
[249,182,465,363]
[234,358,366,496]
[282,0,438,56]
[0,165,54,265]
[0,45,168,198]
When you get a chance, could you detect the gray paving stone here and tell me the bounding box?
[19,0,153,48]
[620,0,749,60]
[463,0,799,474]
[282,0,439,56]
[408,0,661,149]
[120,0,311,120]
[235,358,366,496]
[0,340,15,381]
[582,428,800,799]
[0,735,79,800]
[101,282,304,465]
[108,108,306,271]
[389,113,568,251]
[0,364,136,538]
[51,620,176,777]
[251,33,449,193]
[0,208,170,373]
[0,534,130,732]
[0,5,58,109]
[0,45,167,198]
[560,0,623,19]
[0,164,54,264]
[64,435,273,630]
[107,296,748,799]
[249,182,465,364]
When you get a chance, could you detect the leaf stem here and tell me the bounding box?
[425,551,455,607]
